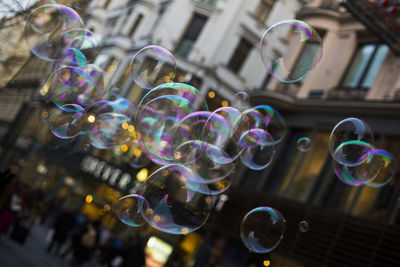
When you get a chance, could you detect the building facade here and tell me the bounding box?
[1,0,400,266]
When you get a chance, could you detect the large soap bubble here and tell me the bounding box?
[240,207,285,253]
[138,165,212,235]
[130,45,176,90]
[261,20,322,83]
[25,4,84,61]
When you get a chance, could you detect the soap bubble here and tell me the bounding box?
[298,220,309,232]
[127,140,150,169]
[240,207,285,253]
[240,143,276,171]
[260,20,322,83]
[203,107,247,164]
[49,104,86,139]
[357,149,397,188]
[25,4,84,61]
[241,105,287,146]
[46,65,96,108]
[88,113,132,149]
[233,92,249,111]
[138,165,212,235]
[297,137,312,152]
[130,45,176,90]
[333,140,375,168]
[329,118,374,166]
[114,194,145,227]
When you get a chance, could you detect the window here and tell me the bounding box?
[175,13,207,58]
[129,14,143,36]
[290,42,322,83]
[341,44,389,90]
[227,38,252,73]
[104,0,112,8]
[254,0,276,23]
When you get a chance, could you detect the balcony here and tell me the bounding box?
[175,40,195,59]
[327,87,368,101]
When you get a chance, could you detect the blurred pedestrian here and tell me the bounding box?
[120,236,146,267]
[47,209,76,254]
[72,220,100,266]
[0,179,26,235]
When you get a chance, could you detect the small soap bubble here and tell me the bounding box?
[298,220,309,232]
[297,137,312,152]
[240,207,285,253]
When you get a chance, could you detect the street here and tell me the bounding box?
[0,225,71,267]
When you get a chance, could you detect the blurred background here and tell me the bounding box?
[0,0,400,266]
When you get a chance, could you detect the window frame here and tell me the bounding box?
[227,37,253,74]
[339,43,389,90]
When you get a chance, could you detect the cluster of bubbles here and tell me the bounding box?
[330,118,397,187]
[24,1,334,256]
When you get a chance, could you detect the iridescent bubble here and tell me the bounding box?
[130,45,176,90]
[298,221,309,232]
[114,194,145,227]
[25,4,84,61]
[86,100,125,119]
[186,148,235,184]
[297,137,312,152]
[241,105,287,146]
[240,207,285,253]
[88,113,132,149]
[49,104,86,139]
[135,83,206,164]
[333,140,375,168]
[233,92,249,111]
[127,140,150,169]
[61,47,87,66]
[329,118,374,166]
[357,149,397,188]
[82,64,111,104]
[240,143,276,171]
[25,0,56,16]
[46,65,96,108]
[138,165,212,235]
[203,107,247,164]
[261,20,322,83]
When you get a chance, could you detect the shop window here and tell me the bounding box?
[175,13,208,58]
[253,0,276,23]
[129,14,143,36]
[341,44,389,90]
[227,38,252,73]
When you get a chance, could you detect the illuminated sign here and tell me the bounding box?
[80,155,141,193]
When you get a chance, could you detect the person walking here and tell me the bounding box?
[46,210,76,254]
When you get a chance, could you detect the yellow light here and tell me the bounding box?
[178,75,185,82]
[104,204,111,211]
[133,148,142,158]
[85,194,93,204]
[136,168,149,182]
[128,125,135,132]
[174,152,181,159]
[164,76,171,83]
[87,115,96,123]
[263,260,271,266]
[221,100,229,107]
[122,122,129,129]
[208,91,216,99]
[121,144,128,152]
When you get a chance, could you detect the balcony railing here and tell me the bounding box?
[319,0,342,11]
